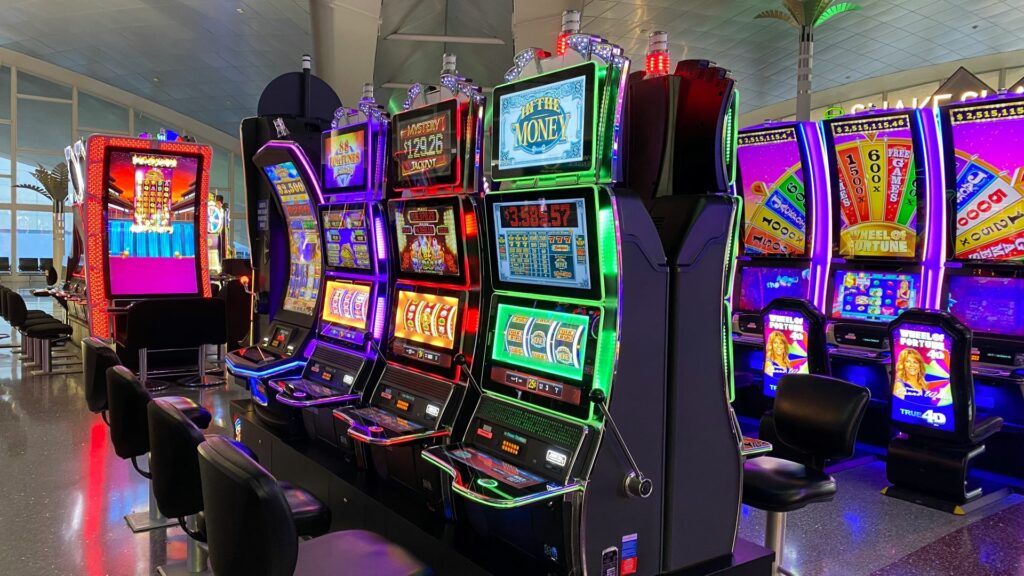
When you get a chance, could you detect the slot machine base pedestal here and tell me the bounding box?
[882,483,1010,515]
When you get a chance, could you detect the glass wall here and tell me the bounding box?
[0,64,248,282]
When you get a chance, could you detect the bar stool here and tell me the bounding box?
[106,365,211,532]
[742,374,870,575]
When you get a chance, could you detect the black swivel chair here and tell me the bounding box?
[18,258,39,274]
[106,365,212,532]
[0,257,10,274]
[743,374,870,576]
[197,436,427,576]
[5,289,76,375]
[219,278,252,351]
[83,337,122,423]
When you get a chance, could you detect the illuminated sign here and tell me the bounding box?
[762,310,809,397]
[498,75,586,171]
[890,324,955,432]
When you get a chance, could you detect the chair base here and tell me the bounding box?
[178,375,225,388]
[125,509,178,532]
[143,379,173,392]
[882,483,1010,515]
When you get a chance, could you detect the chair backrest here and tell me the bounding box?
[83,337,121,414]
[0,286,8,318]
[106,365,153,459]
[148,399,207,519]
[0,256,9,272]
[44,266,58,286]
[125,297,228,350]
[198,436,299,576]
[773,374,871,470]
[219,279,252,348]
[18,258,38,273]
[5,290,28,328]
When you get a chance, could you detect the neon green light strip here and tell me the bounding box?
[722,196,741,402]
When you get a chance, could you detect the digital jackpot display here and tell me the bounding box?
[105,150,200,296]
[947,275,1024,337]
[322,205,371,271]
[492,64,595,180]
[491,198,592,291]
[263,162,321,316]
[945,100,1024,261]
[735,266,811,313]
[762,309,810,397]
[831,270,917,323]
[394,202,460,277]
[321,280,370,334]
[737,127,808,256]
[393,290,460,351]
[392,100,457,188]
[891,323,955,432]
[829,113,920,258]
[492,304,589,382]
[322,125,368,191]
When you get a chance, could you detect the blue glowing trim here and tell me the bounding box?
[249,379,268,406]
[225,358,306,378]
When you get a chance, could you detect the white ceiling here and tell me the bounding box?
[2,0,1024,135]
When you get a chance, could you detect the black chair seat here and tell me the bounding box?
[164,397,213,429]
[293,530,427,576]
[25,323,73,338]
[21,317,61,329]
[970,416,1003,444]
[743,456,836,513]
[281,482,331,538]
[26,310,50,319]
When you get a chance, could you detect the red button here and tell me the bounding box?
[476,428,493,439]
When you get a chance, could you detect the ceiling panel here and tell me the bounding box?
[0,0,1022,135]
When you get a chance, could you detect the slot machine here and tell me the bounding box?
[731,121,831,410]
[81,135,213,344]
[821,108,944,437]
[332,54,486,510]
[258,87,392,445]
[937,94,1024,478]
[62,139,90,343]
[226,142,325,399]
[421,24,677,575]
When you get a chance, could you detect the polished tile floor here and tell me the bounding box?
[1,295,1022,575]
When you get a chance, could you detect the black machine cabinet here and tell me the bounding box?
[883,309,1005,512]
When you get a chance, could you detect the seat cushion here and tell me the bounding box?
[25,323,73,338]
[163,396,212,430]
[281,482,331,538]
[21,317,60,329]
[743,456,836,513]
[294,530,426,576]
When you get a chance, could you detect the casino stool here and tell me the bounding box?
[197,436,427,576]
[106,365,212,532]
[5,290,79,375]
[122,298,227,391]
[743,374,870,576]
[83,337,122,424]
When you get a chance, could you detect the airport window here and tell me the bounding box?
[16,71,72,100]
[0,123,10,175]
[15,210,52,263]
[16,98,71,151]
[15,152,67,206]
[78,91,129,133]
[0,66,10,120]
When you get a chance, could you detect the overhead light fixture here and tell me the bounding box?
[385,33,504,45]
[236,7,245,13]
[152,77,160,83]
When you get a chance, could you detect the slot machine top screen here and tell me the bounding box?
[827,112,922,259]
[488,190,599,298]
[263,161,322,316]
[943,99,1024,262]
[393,198,463,282]
[831,269,917,323]
[104,148,202,297]
[322,204,372,272]
[737,126,808,256]
[391,99,460,190]
[322,124,370,193]
[491,63,596,180]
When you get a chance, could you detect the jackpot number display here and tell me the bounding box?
[499,202,579,229]
[737,127,808,256]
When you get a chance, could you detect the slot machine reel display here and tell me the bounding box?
[332,54,487,510]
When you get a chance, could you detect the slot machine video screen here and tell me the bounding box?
[492,63,595,179]
[828,112,921,259]
[263,161,321,316]
[394,201,461,278]
[762,309,810,397]
[391,99,459,189]
[491,197,593,293]
[104,149,201,297]
[320,280,370,344]
[944,100,1024,262]
[831,270,917,323]
[322,124,369,192]
[947,275,1024,338]
[322,205,371,271]
[735,266,811,313]
[737,126,808,256]
[393,290,460,351]
[891,323,956,432]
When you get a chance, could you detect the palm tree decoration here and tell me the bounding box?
[14,162,71,277]
[756,0,862,121]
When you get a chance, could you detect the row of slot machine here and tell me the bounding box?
[228,17,767,576]
[732,95,1024,476]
